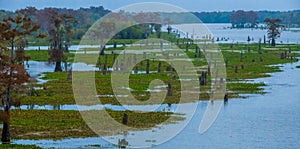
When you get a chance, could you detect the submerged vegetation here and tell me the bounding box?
[0,144,42,149]
[20,43,300,106]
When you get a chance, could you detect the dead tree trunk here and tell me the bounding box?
[235,66,238,73]
[146,59,150,74]
[158,61,161,73]
[224,93,228,102]
[167,83,172,96]
[122,113,128,125]
[199,72,207,85]
[134,66,138,74]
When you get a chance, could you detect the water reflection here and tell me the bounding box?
[118,131,129,148]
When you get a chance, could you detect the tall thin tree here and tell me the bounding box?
[0,14,42,143]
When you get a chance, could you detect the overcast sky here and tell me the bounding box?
[0,0,299,12]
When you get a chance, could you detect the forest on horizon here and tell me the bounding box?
[1,6,299,23]
[1,6,299,43]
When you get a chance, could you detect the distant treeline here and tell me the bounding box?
[1,6,299,42]
[193,10,300,27]
[1,6,300,25]
[160,10,300,27]
[0,6,111,40]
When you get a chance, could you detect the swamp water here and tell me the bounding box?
[13,60,300,148]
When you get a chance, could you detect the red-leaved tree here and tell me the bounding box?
[0,14,42,143]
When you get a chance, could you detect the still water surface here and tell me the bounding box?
[14,60,300,148]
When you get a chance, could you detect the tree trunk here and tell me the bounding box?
[1,116,10,144]
[99,44,105,55]
[2,87,11,144]
[99,49,105,55]
[10,38,15,64]
[146,59,150,74]
[271,38,276,46]
[157,62,161,73]
[54,61,62,72]
[167,83,172,96]
[64,44,69,53]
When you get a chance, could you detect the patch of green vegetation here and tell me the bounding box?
[23,74,74,105]
[296,66,300,69]
[148,32,177,41]
[40,72,68,80]
[9,110,183,140]
[145,139,156,143]
[25,50,75,62]
[27,37,80,46]
[88,144,101,147]
[22,43,300,105]
[222,49,297,79]
[0,144,42,149]
[23,71,182,105]
[227,82,266,94]
[25,50,49,62]
[106,46,125,51]
[22,71,267,105]
[107,39,140,45]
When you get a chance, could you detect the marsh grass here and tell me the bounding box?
[22,43,300,105]
[22,71,266,105]
[7,110,183,140]
[0,144,42,149]
[25,50,75,62]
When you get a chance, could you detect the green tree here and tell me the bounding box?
[264,18,283,46]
